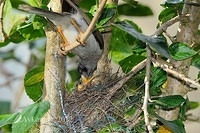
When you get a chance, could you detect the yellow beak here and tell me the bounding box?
[77,76,94,91]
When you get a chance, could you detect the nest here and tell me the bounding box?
[53,60,146,132]
[62,78,121,132]
[51,74,142,133]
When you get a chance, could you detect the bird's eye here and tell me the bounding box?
[78,63,87,75]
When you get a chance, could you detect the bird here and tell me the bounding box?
[18,0,104,91]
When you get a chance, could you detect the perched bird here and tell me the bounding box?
[18,0,104,90]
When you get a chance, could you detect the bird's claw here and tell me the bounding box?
[76,35,86,46]
[57,26,71,55]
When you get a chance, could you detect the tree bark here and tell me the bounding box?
[40,0,66,132]
[93,0,118,84]
[0,0,6,42]
[159,0,200,121]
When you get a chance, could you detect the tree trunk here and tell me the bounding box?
[40,0,66,132]
[93,0,119,84]
[159,0,200,121]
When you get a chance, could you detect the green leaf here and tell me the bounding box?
[24,66,44,86]
[110,27,133,63]
[159,8,177,23]
[110,51,132,63]
[24,66,44,101]
[89,5,97,16]
[90,3,116,30]
[12,101,50,133]
[119,54,146,73]
[3,0,26,37]
[0,124,12,133]
[192,55,200,69]
[97,4,116,28]
[189,101,200,110]
[42,0,50,5]
[79,0,96,11]
[8,30,25,43]
[69,69,80,82]
[118,3,153,16]
[169,42,197,60]
[25,82,43,102]
[110,20,145,63]
[132,39,146,54]
[155,113,186,133]
[179,97,189,121]
[4,0,46,45]
[154,95,185,108]
[0,113,19,127]
[10,0,37,8]
[150,67,167,96]
[10,0,48,8]
[0,39,10,47]
[17,15,46,40]
[113,21,172,59]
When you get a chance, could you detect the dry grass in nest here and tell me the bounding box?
[52,60,146,132]
[62,77,122,132]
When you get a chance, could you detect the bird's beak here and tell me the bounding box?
[77,75,94,91]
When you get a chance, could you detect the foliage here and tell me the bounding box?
[169,42,197,60]
[24,66,44,102]
[0,101,50,133]
[0,0,200,132]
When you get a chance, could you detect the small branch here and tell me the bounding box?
[62,0,107,53]
[164,31,175,42]
[79,0,107,43]
[142,45,153,133]
[108,59,147,98]
[153,16,180,36]
[152,58,200,89]
[152,58,200,88]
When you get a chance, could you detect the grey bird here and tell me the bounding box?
[18,0,104,89]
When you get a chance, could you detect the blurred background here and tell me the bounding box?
[0,0,199,132]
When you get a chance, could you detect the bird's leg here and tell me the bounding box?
[70,18,86,45]
[57,26,70,52]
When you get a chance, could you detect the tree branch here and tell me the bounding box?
[152,58,200,89]
[153,16,180,36]
[61,0,107,53]
[108,59,146,98]
[40,0,66,132]
[142,45,153,133]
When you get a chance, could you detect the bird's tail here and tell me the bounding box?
[18,4,63,20]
